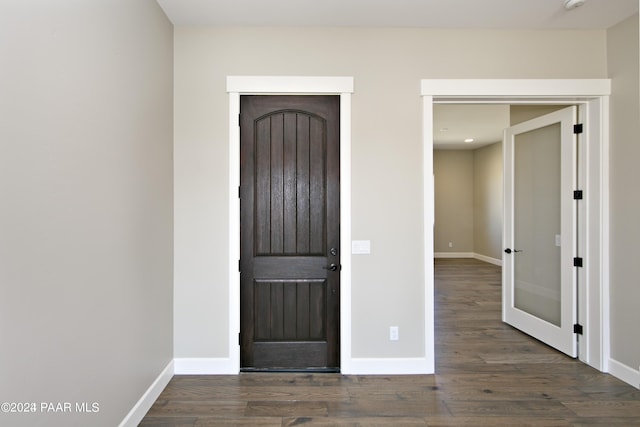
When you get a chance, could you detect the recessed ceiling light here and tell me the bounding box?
[564,0,586,10]
[464,138,474,143]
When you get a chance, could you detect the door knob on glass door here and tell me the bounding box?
[504,248,512,254]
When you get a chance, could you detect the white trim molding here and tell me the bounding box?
[423,94,436,375]
[434,252,475,259]
[349,358,433,375]
[473,253,502,266]
[433,252,501,266]
[608,358,640,389]
[227,76,354,94]
[174,358,236,375]
[421,79,611,98]
[422,79,611,376]
[226,76,355,374]
[118,360,174,427]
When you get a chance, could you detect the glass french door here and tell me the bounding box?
[503,106,577,358]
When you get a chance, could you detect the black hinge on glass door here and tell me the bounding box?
[574,123,583,134]
[574,324,584,335]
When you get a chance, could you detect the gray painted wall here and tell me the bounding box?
[473,142,504,261]
[0,1,174,426]
[607,13,640,374]
[433,142,503,262]
[434,150,475,254]
[174,26,608,361]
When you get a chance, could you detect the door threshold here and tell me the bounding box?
[240,367,341,373]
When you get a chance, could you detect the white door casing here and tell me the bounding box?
[422,79,610,372]
[227,76,354,374]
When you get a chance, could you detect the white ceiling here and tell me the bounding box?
[156,0,637,29]
[433,105,510,150]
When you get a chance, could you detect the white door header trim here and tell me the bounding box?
[421,79,611,98]
[227,76,354,94]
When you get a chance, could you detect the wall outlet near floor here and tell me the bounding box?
[448,242,453,248]
[389,326,399,341]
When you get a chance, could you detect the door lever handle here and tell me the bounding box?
[323,263,340,271]
[504,248,523,254]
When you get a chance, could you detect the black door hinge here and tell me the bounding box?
[239,260,241,272]
[573,190,583,200]
[574,124,583,134]
[239,114,241,127]
[573,257,583,267]
[574,324,584,335]
[239,333,241,345]
[239,186,241,198]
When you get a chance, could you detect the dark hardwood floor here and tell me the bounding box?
[140,258,640,426]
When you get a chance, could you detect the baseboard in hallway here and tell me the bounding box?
[434,252,502,266]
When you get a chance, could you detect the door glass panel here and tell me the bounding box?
[513,123,561,326]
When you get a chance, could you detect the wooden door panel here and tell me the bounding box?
[253,280,326,340]
[254,112,326,256]
[253,257,327,279]
[253,342,326,369]
[240,95,340,370]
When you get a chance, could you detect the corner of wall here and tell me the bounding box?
[118,360,175,427]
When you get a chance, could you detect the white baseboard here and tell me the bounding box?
[346,358,434,375]
[434,252,502,267]
[174,357,238,375]
[173,357,434,375]
[608,358,640,389]
[118,360,174,427]
[434,252,474,258]
[473,253,502,266]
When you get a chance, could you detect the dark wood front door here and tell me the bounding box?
[240,95,340,371]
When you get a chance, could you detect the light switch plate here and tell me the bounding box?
[352,240,371,254]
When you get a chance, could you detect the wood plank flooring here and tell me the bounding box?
[140,258,640,426]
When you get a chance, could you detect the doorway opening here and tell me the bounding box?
[433,103,581,358]
[423,79,611,374]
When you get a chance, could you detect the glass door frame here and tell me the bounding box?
[503,106,578,358]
